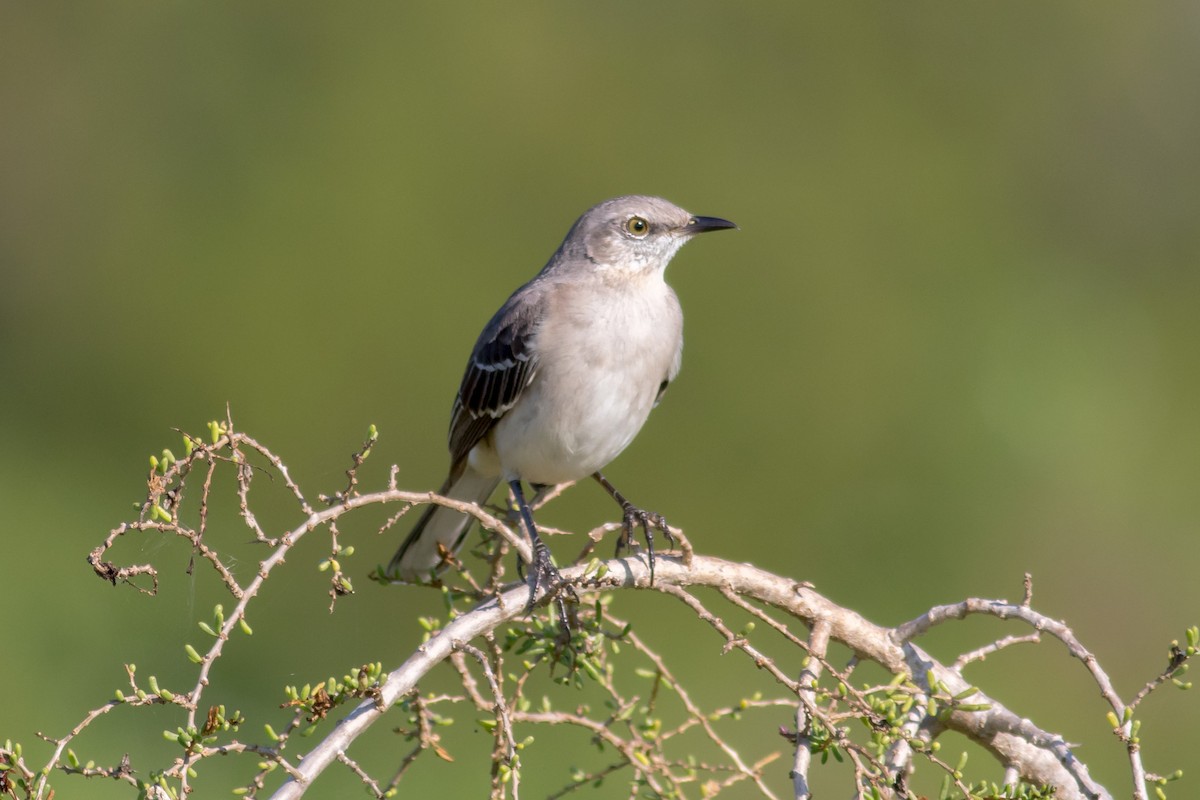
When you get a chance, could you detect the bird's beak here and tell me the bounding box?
[682,215,738,235]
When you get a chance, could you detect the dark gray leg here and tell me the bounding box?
[592,472,674,584]
[509,480,571,623]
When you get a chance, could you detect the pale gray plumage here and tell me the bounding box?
[390,195,736,582]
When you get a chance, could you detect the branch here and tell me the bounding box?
[55,423,1189,800]
[271,556,1111,800]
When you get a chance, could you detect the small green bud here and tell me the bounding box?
[579,658,602,683]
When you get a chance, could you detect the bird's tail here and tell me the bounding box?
[388,467,500,581]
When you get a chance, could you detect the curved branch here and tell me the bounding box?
[270,556,1111,800]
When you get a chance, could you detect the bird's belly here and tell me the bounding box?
[488,358,661,485]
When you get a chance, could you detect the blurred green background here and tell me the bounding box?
[3,3,1198,798]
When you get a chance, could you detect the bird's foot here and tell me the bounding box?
[615,504,675,584]
[525,540,578,630]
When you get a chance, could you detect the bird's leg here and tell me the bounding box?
[591,472,674,584]
[514,482,552,584]
[509,480,575,625]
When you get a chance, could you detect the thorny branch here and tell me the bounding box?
[3,421,1192,800]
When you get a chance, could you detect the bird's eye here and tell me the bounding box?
[625,216,649,237]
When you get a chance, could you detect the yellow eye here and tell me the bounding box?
[625,216,649,237]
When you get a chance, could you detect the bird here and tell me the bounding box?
[388,195,736,607]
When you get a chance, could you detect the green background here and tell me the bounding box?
[2,3,1197,798]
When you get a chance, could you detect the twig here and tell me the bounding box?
[792,621,830,800]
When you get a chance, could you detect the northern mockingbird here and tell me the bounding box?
[389,195,736,605]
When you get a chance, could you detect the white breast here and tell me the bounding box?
[486,274,683,485]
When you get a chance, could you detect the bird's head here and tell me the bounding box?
[569,195,737,277]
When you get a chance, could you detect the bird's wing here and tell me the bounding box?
[447,291,542,466]
[652,297,684,407]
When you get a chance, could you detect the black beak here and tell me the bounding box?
[682,215,738,235]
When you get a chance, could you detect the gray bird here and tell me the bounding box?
[389,195,736,603]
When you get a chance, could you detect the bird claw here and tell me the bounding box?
[525,542,577,628]
[615,504,675,584]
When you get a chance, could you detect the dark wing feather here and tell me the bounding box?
[447,296,541,466]
[654,378,670,406]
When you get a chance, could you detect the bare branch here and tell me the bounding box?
[269,557,1113,800]
[792,620,830,800]
[41,424,1189,800]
